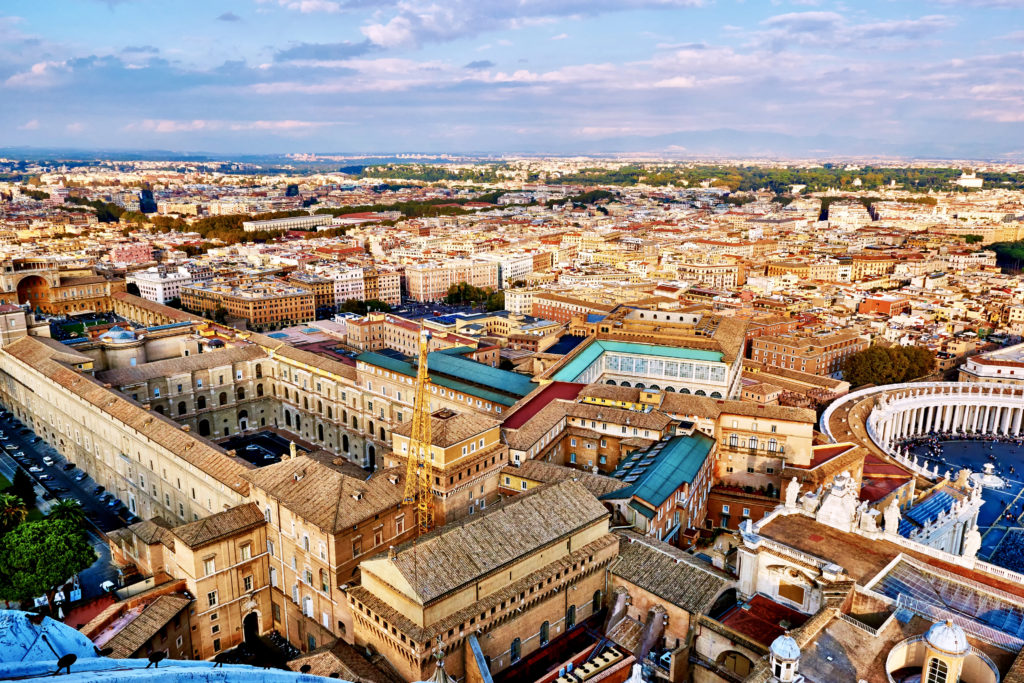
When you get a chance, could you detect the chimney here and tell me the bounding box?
[289,441,297,459]
[388,546,396,561]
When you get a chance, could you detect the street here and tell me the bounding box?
[0,411,122,606]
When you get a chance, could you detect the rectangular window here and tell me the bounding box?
[722,505,730,514]
[244,575,253,592]
[352,539,362,557]
[240,545,251,561]
[203,558,216,576]
[207,591,217,607]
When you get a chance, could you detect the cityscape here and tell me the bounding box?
[3,2,1024,683]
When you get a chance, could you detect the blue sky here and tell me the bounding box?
[2,0,1024,156]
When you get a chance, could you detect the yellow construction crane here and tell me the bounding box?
[403,328,434,534]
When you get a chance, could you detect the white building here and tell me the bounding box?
[127,266,194,304]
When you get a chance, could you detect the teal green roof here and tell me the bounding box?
[629,500,656,519]
[602,432,716,507]
[355,351,526,407]
[426,352,535,397]
[551,340,724,382]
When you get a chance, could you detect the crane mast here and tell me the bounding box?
[403,329,434,534]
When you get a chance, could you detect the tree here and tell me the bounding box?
[48,499,87,526]
[0,518,96,608]
[485,290,505,312]
[213,306,229,324]
[964,234,984,244]
[0,493,28,536]
[9,469,36,508]
[842,345,936,387]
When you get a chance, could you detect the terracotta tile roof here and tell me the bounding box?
[613,531,733,614]
[112,291,202,323]
[566,402,673,431]
[1,337,253,495]
[96,346,267,386]
[105,594,192,659]
[500,460,627,498]
[125,517,176,548]
[391,409,499,447]
[288,640,405,683]
[171,502,265,548]
[370,479,609,604]
[244,454,406,533]
[660,393,816,424]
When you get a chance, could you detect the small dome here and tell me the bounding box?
[925,620,969,656]
[770,633,801,661]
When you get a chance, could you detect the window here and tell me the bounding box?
[510,638,522,663]
[243,575,253,592]
[270,567,278,587]
[211,624,220,634]
[742,508,750,517]
[566,604,576,629]
[540,621,550,646]
[926,658,948,683]
[521,481,528,490]
[352,538,362,557]
[203,558,216,576]
[207,591,218,607]
[396,515,405,534]
[722,505,730,514]
[213,638,221,653]
[240,544,251,561]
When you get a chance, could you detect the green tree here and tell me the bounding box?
[0,492,28,535]
[48,499,87,526]
[842,345,935,387]
[213,306,229,324]
[0,518,96,608]
[964,234,984,244]
[485,290,505,312]
[9,469,36,508]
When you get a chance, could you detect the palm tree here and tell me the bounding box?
[0,492,28,534]
[48,499,87,526]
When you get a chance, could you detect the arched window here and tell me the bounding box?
[368,420,374,436]
[926,659,948,683]
[303,397,309,410]
[237,388,245,400]
[255,364,262,379]
[749,436,758,450]
[317,400,323,413]
[539,621,549,646]
[178,401,187,416]
[695,389,706,396]
[510,638,521,663]
[285,412,292,427]
[198,419,210,437]
[295,416,302,431]
[711,391,722,399]
[352,416,358,429]
[257,384,264,397]
[154,405,165,414]
[197,396,206,410]
[379,427,385,440]
[566,604,576,629]
[592,590,602,613]
[318,424,324,442]
[768,438,778,452]
[729,434,738,447]
[219,392,228,406]
[327,406,332,419]
[342,435,349,452]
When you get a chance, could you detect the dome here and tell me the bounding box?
[99,326,136,343]
[925,620,969,656]
[770,633,801,661]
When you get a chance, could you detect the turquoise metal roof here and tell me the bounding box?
[426,352,535,397]
[551,340,724,382]
[602,432,715,507]
[355,352,520,407]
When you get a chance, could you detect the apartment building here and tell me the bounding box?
[181,279,315,331]
[404,260,499,302]
[361,268,400,306]
[128,266,194,304]
[750,330,868,377]
[531,293,616,324]
[242,215,334,233]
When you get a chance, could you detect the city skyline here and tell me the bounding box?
[4,0,1024,157]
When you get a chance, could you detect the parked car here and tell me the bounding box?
[93,485,105,495]
[42,456,54,466]
[51,486,69,494]
[106,498,120,508]
[62,463,76,471]
[5,444,17,451]
[75,472,87,482]
[13,451,24,457]
[28,465,43,473]
[38,474,53,481]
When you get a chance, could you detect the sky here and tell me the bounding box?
[2,0,1024,157]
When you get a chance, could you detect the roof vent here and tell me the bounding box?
[352,491,363,501]
[388,474,399,485]
[293,471,304,482]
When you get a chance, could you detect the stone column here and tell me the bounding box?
[1014,407,1023,436]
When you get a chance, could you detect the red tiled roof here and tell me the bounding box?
[719,595,809,647]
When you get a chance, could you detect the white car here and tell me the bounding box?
[42,456,54,466]
[28,465,43,473]
[75,472,87,481]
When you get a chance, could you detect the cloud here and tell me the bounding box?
[276,0,341,13]
[216,11,242,21]
[464,59,495,69]
[274,40,376,62]
[551,33,569,40]
[4,61,67,88]
[359,0,706,48]
[127,118,339,133]
[17,119,39,130]
[66,122,85,133]
[122,45,159,54]
[753,10,956,49]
